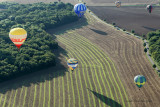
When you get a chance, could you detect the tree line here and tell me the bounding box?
[147,30,160,67]
[0,2,78,82]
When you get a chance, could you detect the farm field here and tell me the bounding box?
[0,0,78,4]
[1,0,159,6]
[0,0,160,107]
[88,6,160,36]
[0,10,159,107]
[83,0,159,6]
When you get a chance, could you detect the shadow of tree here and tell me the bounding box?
[0,17,88,94]
[0,44,68,94]
[90,28,107,35]
[47,17,88,35]
[88,88,122,107]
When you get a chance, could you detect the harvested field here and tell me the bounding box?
[84,0,159,6]
[0,0,78,4]
[0,0,159,107]
[88,6,160,36]
[78,11,160,107]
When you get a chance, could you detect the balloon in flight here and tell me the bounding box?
[9,28,27,49]
[134,75,146,88]
[67,58,78,71]
[115,1,121,8]
[74,3,87,17]
[146,5,153,13]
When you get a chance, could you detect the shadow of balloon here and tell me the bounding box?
[142,26,157,31]
[90,28,107,36]
[88,88,122,107]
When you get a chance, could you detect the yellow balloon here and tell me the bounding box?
[9,28,27,49]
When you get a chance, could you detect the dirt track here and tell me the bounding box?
[88,6,160,36]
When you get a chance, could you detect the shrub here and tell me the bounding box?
[131,30,135,34]
[144,48,147,53]
[153,64,156,68]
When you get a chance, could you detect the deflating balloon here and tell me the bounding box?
[74,3,87,17]
[134,75,146,88]
[115,1,121,8]
[146,5,153,13]
[9,28,27,49]
[67,58,78,71]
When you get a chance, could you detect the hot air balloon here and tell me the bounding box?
[9,28,27,50]
[74,3,87,17]
[67,58,78,71]
[134,75,146,88]
[115,1,121,8]
[146,5,153,13]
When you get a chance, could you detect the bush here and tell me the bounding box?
[144,48,147,53]
[131,30,135,34]
[153,64,156,68]
[142,34,146,38]
[112,22,116,25]
[123,29,126,31]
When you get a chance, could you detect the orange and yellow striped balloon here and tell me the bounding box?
[9,28,27,49]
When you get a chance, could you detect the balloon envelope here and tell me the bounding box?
[67,58,78,70]
[9,28,27,49]
[115,1,121,8]
[146,5,153,13]
[134,75,146,88]
[74,3,87,17]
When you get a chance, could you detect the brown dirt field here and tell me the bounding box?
[88,6,160,36]
[83,0,159,6]
[0,0,78,4]
[0,1,159,107]
[76,12,160,107]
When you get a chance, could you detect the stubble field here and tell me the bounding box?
[0,0,159,107]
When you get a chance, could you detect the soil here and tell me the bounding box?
[88,6,160,36]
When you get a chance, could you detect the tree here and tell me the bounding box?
[143,43,146,47]
[112,22,116,25]
[142,34,145,38]
[131,30,135,34]
[153,64,156,68]
[0,2,76,82]
[144,48,147,53]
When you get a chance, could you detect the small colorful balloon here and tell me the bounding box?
[67,58,78,71]
[134,75,146,88]
[115,1,121,8]
[9,28,27,50]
